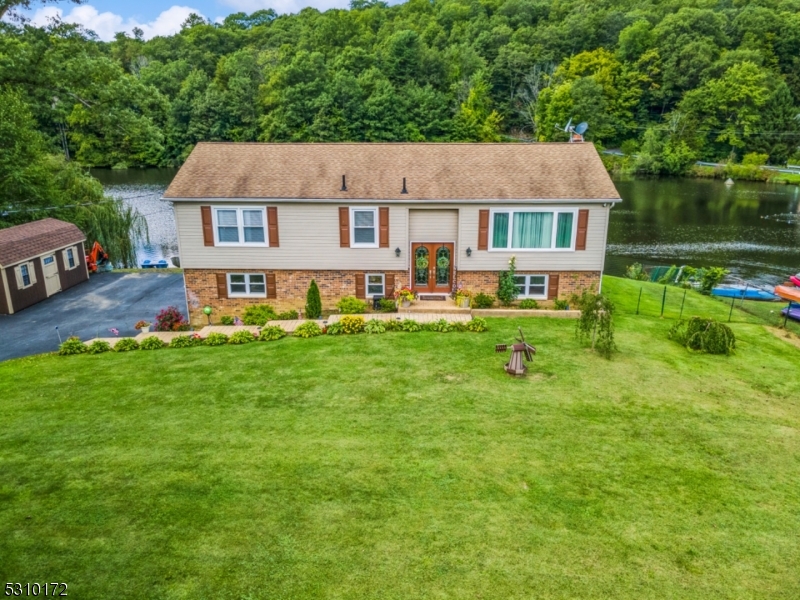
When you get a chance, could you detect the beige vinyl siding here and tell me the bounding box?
[458,204,609,271]
[176,202,408,270]
[409,209,458,241]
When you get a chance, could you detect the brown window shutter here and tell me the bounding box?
[266,273,277,299]
[576,209,589,251]
[201,206,214,246]
[355,273,365,299]
[216,273,228,299]
[478,209,489,250]
[385,273,395,299]
[547,274,560,300]
[379,207,389,248]
[267,207,279,247]
[339,207,350,247]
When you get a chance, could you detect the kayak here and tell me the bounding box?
[775,285,800,303]
[790,275,800,287]
[711,285,778,301]
[781,302,800,322]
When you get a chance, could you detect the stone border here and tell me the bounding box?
[471,309,580,319]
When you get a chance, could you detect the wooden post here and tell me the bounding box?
[636,288,642,315]
[679,289,687,320]
[660,286,667,317]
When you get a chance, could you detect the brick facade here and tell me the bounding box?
[457,270,601,304]
[184,268,600,324]
[184,269,408,325]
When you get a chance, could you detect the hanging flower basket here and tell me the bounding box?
[415,256,429,270]
[437,256,450,269]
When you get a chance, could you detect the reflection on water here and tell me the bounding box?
[607,178,800,287]
[91,169,800,286]
[91,168,179,267]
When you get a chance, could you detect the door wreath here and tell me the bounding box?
[437,256,450,269]
[415,256,429,270]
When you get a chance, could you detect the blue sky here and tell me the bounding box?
[23,0,354,40]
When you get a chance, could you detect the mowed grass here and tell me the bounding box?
[1,277,800,599]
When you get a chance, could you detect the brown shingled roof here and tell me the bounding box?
[0,218,86,267]
[164,143,621,201]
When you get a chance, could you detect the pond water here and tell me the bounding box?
[93,169,800,287]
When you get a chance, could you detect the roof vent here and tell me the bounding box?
[401,177,408,194]
[340,175,347,191]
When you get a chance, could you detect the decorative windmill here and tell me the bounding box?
[495,328,536,376]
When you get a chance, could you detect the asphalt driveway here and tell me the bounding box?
[0,271,187,361]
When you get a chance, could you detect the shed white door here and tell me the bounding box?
[42,255,61,296]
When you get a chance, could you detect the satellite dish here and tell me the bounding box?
[575,122,588,135]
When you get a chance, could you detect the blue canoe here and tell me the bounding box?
[711,285,778,301]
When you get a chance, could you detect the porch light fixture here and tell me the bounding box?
[466,247,472,257]
[395,247,401,257]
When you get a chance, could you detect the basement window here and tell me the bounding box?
[227,273,266,297]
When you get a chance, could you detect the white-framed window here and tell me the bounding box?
[66,247,76,269]
[227,273,267,297]
[15,261,36,289]
[489,208,577,251]
[514,274,548,299]
[350,207,378,248]
[366,273,385,297]
[213,207,267,246]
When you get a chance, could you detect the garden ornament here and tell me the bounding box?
[495,327,536,376]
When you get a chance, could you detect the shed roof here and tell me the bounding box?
[0,218,86,267]
[164,142,621,202]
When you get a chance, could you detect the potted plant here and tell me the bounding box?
[454,289,473,308]
[394,287,415,307]
[134,320,151,334]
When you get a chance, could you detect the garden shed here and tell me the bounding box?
[0,218,88,315]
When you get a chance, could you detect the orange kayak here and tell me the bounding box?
[775,285,800,303]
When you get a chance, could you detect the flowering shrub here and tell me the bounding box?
[339,315,365,334]
[155,306,187,331]
[134,320,151,329]
[294,322,323,338]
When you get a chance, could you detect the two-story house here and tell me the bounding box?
[164,142,621,324]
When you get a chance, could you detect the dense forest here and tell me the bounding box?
[2,0,800,242]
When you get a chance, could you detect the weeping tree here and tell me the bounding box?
[74,198,149,269]
[1,86,147,268]
[574,290,617,358]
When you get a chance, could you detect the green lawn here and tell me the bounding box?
[2,277,800,599]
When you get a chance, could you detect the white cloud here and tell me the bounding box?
[219,0,349,15]
[29,5,206,41]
